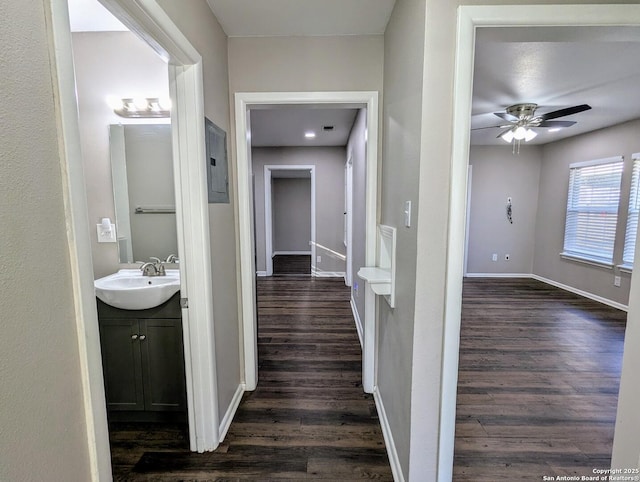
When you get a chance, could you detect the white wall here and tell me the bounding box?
[467,145,542,275]
[156,0,241,429]
[347,108,368,330]
[0,1,91,480]
[71,31,170,278]
[534,119,640,306]
[272,178,312,253]
[252,147,346,274]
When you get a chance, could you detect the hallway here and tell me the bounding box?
[109,276,392,480]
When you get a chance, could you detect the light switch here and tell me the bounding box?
[404,201,411,228]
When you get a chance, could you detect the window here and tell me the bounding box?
[622,154,640,269]
[562,156,624,266]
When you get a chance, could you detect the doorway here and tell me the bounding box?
[442,5,640,480]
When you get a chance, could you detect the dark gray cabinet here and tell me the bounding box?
[97,295,186,419]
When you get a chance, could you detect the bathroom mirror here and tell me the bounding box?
[109,124,178,264]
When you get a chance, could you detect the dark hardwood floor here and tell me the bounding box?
[273,254,312,275]
[110,276,392,481]
[454,278,627,482]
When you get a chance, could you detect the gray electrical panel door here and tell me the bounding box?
[205,117,229,203]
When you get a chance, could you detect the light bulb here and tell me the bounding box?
[106,96,123,110]
[513,126,527,140]
[524,129,537,142]
[133,97,149,111]
[501,130,515,143]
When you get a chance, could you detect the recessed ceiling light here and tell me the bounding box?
[305,132,316,138]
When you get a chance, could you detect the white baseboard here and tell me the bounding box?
[350,296,363,348]
[465,272,531,278]
[466,272,628,312]
[312,269,346,278]
[272,251,312,256]
[218,383,245,443]
[373,388,405,482]
[531,274,628,312]
[256,271,267,277]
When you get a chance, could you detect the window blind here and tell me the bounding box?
[622,155,640,267]
[562,157,623,265]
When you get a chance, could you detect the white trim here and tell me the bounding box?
[235,91,378,394]
[218,383,245,443]
[345,155,354,287]
[560,252,614,269]
[373,388,405,482]
[47,3,111,479]
[531,275,628,312]
[463,165,472,277]
[618,264,633,274]
[272,251,312,256]
[311,270,346,278]
[256,271,268,277]
[350,297,363,349]
[569,155,623,170]
[445,5,640,481]
[50,0,221,471]
[464,272,531,278]
[264,164,315,277]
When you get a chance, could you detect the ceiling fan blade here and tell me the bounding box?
[496,128,513,139]
[471,125,510,131]
[494,112,519,122]
[540,104,591,121]
[537,120,577,128]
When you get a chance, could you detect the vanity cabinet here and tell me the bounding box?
[97,294,186,420]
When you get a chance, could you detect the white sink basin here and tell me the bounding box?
[95,269,180,310]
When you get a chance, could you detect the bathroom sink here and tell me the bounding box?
[95,269,180,310]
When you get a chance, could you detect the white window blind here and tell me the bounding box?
[622,154,640,268]
[562,156,623,265]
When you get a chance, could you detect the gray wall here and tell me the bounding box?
[252,147,346,274]
[157,0,241,429]
[347,108,368,333]
[467,145,542,275]
[71,31,170,278]
[533,119,640,306]
[123,125,178,262]
[0,1,91,480]
[379,0,426,478]
[273,178,312,253]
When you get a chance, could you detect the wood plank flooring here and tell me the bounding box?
[454,278,627,482]
[273,254,312,275]
[110,276,392,481]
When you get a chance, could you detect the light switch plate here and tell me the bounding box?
[404,201,411,227]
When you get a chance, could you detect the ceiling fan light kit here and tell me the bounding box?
[474,102,592,154]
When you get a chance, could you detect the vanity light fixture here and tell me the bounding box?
[107,96,171,118]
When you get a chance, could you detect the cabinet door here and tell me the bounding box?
[139,319,187,411]
[98,319,144,411]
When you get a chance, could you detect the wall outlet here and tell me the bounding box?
[492,253,498,262]
[504,254,510,261]
[614,275,621,287]
[317,255,321,263]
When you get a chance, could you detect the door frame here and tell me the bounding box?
[440,5,640,480]
[345,155,354,286]
[264,165,316,277]
[235,91,378,391]
[48,1,220,478]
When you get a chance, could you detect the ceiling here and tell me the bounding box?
[250,108,359,147]
[472,26,640,146]
[206,0,396,37]
[67,0,127,32]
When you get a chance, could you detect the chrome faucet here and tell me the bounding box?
[140,257,166,277]
[165,254,179,263]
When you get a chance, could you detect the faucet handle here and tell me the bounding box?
[165,254,178,263]
[149,256,162,264]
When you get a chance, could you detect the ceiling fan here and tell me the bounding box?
[474,103,592,150]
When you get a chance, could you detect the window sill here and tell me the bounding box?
[618,264,634,274]
[560,252,614,269]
